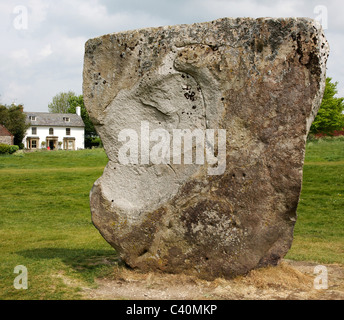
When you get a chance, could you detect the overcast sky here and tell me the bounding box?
[1,0,343,112]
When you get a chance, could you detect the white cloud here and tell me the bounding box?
[77,0,109,20]
[0,0,343,112]
[50,35,86,64]
[193,0,303,19]
[27,0,50,31]
[38,44,53,58]
[10,49,32,67]
[1,82,32,105]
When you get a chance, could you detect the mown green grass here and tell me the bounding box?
[0,149,117,300]
[0,139,343,299]
[286,137,344,264]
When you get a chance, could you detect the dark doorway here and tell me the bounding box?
[49,140,55,150]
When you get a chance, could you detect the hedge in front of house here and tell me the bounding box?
[0,144,19,154]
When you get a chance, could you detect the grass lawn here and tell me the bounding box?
[0,149,116,299]
[286,137,344,264]
[0,138,343,299]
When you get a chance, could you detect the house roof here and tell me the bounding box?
[0,124,13,137]
[24,112,85,127]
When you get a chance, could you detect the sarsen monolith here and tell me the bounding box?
[83,17,329,279]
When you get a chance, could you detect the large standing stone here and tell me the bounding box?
[83,17,329,279]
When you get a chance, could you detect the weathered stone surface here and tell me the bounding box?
[83,17,329,279]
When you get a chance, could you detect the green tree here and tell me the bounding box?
[48,91,76,113]
[67,95,100,148]
[310,78,344,135]
[0,104,29,146]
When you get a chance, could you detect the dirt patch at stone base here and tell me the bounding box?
[79,260,343,300]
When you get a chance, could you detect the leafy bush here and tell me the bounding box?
[0,144,10,154]
[85,136,103,148]
[0,144,19,155]
[307,133,317,142]
[310,78,344,135]
[9,145,19,154]
[0,104,29,145]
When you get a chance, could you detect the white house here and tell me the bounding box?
[23,107,85,150]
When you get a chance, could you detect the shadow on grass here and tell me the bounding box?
[17,248,122,276]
